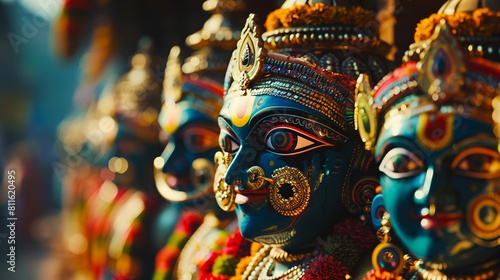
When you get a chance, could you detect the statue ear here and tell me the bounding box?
[354,74,378,151]
[370,193,386,231]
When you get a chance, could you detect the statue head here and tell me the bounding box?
[154,0,246,207]
[216,0,393,250]
[356,21,500,271]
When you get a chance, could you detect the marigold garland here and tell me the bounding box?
[414,8,500,42]
[264,3,376,32]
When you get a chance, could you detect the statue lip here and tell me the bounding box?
[419,212,464,230]
[234,187,268,204]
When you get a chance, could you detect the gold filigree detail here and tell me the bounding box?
[213,151,236,211]
[269,247,315,263]
[163,46,183,102]
[416,20,465,104]
[268,166,310,217]
[354,74,377,151]
[232,13,266,90]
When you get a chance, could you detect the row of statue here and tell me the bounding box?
[53,0,500,279]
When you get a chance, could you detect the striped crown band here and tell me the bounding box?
[225,13,356,131]
[354,20,500,150]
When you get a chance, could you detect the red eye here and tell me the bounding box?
[264,125,332,155]
[219,130,239,154]
[266,129,297,152]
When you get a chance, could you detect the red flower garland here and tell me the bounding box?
[303,254,349,280]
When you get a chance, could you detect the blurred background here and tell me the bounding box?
[0,0,445,279]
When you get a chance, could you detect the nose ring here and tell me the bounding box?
[246,166,273,190]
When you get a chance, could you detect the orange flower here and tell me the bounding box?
[414,8,500,42]
[264,4,376,32]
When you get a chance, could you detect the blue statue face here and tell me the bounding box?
[375,108,500,267]
[218,94,353,250]
[155,99,220,203]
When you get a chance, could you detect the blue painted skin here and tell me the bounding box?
[219,94,355,251]
[375,101,500,270]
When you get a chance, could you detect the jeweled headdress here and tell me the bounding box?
[160,0,249,119]
[355,20,500,151]
[226,13,355,133]
[406,0,500,63]
[225,0,395,133]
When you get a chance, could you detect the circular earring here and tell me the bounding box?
[213,151,236,212]
[467,193,500,241]
[268,166,310,217]
[371,212,416,277]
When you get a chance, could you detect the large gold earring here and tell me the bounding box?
[354,73,377,151]
[213,151,236,212]
[371,212,416,277]
[268,166,310,217]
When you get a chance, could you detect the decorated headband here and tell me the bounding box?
[355,20,500,151]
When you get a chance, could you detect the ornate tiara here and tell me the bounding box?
[355,20,500,151]
[225,13,356,132]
